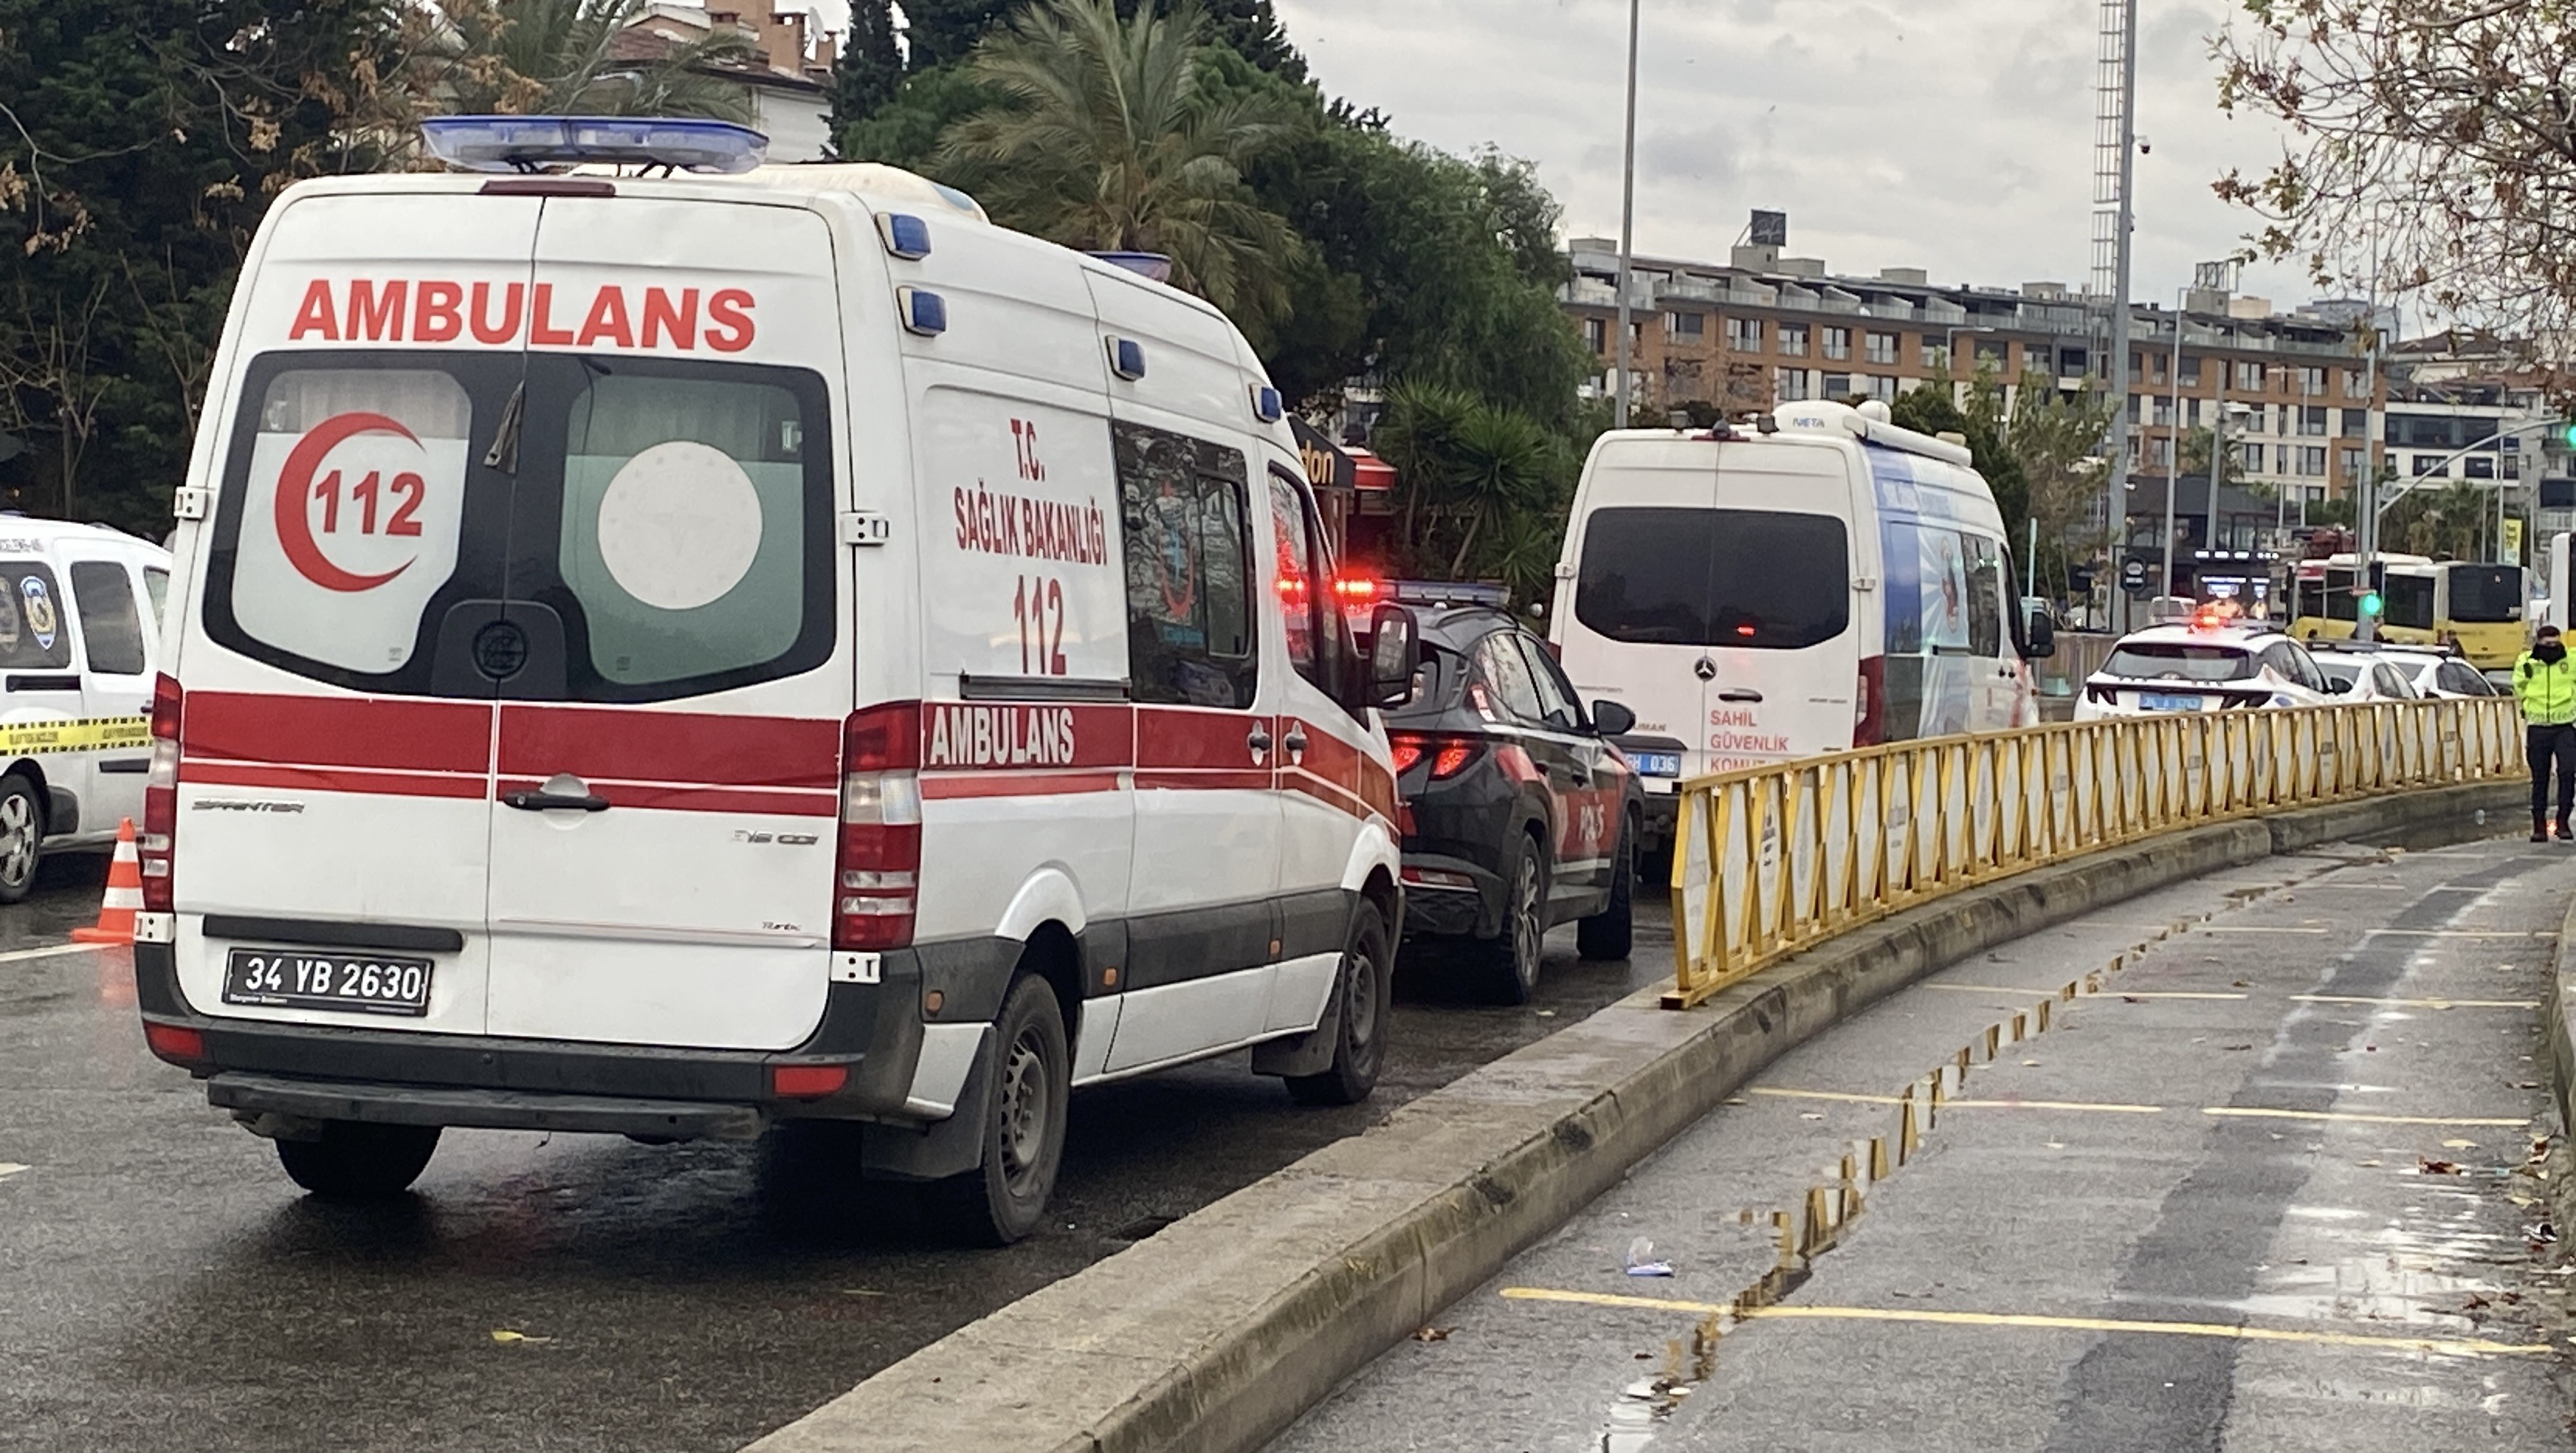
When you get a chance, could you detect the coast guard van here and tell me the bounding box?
[133,117,1412,1243]
[1550,400,2051,844]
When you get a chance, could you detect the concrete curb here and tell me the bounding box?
[744,784,2517,1453]
[2550,849,2576,1152]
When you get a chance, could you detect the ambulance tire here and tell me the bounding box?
[0,773,40,904]
[1576,814,1637,961]
[926,973,1068,1247]
[275,1122,441,1199]
[1287,901,1391,1107]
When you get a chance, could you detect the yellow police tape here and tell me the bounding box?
[0,715,151,756]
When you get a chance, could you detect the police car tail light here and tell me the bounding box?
[141,673,180,913]
[836,702,922,951]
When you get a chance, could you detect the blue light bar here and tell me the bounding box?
[419,116,769,174]
[1250,385,1284,423]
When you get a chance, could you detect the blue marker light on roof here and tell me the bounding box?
[1251,385,1284,423]
[877,212,932,260]
[419,116,769,174]
[1109,337,1146,380]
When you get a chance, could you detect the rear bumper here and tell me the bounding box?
[132,940,924,1136]
[208,1072,765,1139]
[1401,851,1502,938]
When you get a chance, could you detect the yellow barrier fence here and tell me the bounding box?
[1665,699,2524,1009]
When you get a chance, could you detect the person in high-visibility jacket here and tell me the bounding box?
[2513,625,2576,841]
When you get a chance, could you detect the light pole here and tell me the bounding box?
[2157,294,2184,604]
[1611,0,1641,429]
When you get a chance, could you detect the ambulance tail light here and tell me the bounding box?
[1854,656,1885,748]
[836,702,922,952]
[142,673,180,912]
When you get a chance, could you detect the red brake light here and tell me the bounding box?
[1854,657,1885,747]
[1734,623,1756,638]
[141,674,179,912]
[1389,735,1426,775]
[771,1063,849,1098]
[836,702,922,951]
[143,1021,205,1066]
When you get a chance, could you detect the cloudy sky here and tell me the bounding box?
[813,0,2313,309]
[1270,0,2311,307]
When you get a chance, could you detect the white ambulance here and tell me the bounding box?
[0,518,173,900]
[1549,400,2052,847]
[134,117,1413,1243]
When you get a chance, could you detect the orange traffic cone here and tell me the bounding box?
[73,818,143,945]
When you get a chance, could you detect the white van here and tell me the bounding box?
[0,518,173,900]
[132,118,1412,1242]
[1549,400,2049,841]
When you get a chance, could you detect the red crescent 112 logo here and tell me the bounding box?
[275,411,427,593]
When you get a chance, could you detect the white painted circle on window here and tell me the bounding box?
[594,441,763,612]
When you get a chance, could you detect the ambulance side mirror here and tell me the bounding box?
[1366,605,1417,710]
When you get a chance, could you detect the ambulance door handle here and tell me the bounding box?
[1716,688,1764,703]
[1246,723,1273,763]
[503,789,612,812]
[1283,725,1308,764]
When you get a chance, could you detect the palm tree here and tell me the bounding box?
[935,0,1300,326]
[385,0,763,146]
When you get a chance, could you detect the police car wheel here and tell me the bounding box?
[275,1122,441,1199]
[1287,901,1391,1107]
[1576,814,1638,961]
[1482,836,1547,1005]
[0,776,41,904]
[928,973,1068,1247]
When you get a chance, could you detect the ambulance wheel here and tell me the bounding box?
[927,974,1068,1246]
[1481,835,1548,1005]
[276,1122,441,1199]
[0,774,41,904]
[1576,814,1637,961]
[1287,901,1391,1107]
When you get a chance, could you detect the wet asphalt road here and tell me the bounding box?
[1275,836,2576,1452]
[0,855,1671,1453]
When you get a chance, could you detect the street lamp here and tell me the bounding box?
[1611,0,1641,429]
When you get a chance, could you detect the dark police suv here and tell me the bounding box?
[1382,588,1648,1002]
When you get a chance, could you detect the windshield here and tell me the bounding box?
[1573,506,1849,650]
[2102,642,2254,682]
[2446,563,2523,623]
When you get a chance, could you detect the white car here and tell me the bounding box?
[2310,653,2422,702]
[2310,643,2501,702]
[2073,623,2343,720]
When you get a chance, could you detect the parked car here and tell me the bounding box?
[1386,603,1646,1002]
[2307,639,2498,701]
[2073,620,2343,720]
[2309,652,2422,702]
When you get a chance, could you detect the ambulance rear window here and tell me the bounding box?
[0,563,70,671]
[203,349,833,702]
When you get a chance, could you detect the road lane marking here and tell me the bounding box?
[2195,926,2329,934]
[1750,1088,2165,1114]
[1495,1288,2548,1358]
[1753,1089,2521,1126]
[1921,983,2248,1001]
[0,1163,27,1182]
[2204,1107,2531,1128]
[2362,929,2555,939]
[0,942,101,964]
[2292,994,2540,1010]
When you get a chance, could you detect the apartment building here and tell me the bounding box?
[1560,236,2387,521]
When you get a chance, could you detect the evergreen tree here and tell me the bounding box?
[831,0,907,132]
[903,0,1016,69]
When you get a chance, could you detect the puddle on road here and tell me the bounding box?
[1596,1375,1688,1452]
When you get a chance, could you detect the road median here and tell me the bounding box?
[746,781,2519,1453]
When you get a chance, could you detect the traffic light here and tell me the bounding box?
[2562,420,2576,450]
[2358,588,2384,618]
[2357,560,2385,619]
